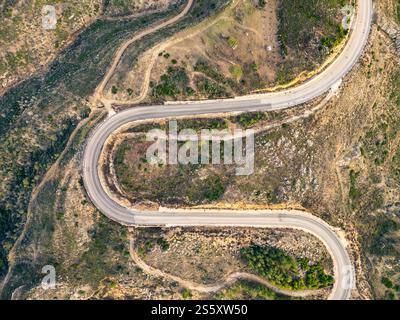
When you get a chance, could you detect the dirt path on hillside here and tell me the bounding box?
[92,0,194,111]
[129,235,326,298]
[99,0,242,108]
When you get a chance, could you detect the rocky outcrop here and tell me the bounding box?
[379,17,400,55]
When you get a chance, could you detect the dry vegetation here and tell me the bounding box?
[2,115,333,300]
[1,0,400,301]
[109,6,400,299]
[0,0,194,289]
[102,0,180,17]
[0,0,321,301]
[0,0,183,95]
[106,0,348,102]
[377,0,400,23]
[0,0,102,94]
[135,227,332,293]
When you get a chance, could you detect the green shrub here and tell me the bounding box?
[157,238,170,251]
[182,289,192,299]
[241,245,334,290]
[258,0,266,9]
[381,277,394,289]
[230,65,243,81]
[151,66,193,100]
[227,36,238,48]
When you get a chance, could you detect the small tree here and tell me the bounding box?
[227,36,238,49]
[258,0,266,9]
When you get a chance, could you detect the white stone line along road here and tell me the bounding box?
[83,1,373,300]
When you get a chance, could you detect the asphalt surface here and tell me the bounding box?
[82,0,373,300]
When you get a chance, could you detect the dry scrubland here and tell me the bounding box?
[106,0,348,102]
[0,0,318,301]
[134,227,333,299]
[0,0,399,301]
[110,2,400,299]
[102,0,180,17]
[0,0,198,295]
[378,0,400,23]
[0,0,101,94]
[1,0,343,300]
[0,0,179,94]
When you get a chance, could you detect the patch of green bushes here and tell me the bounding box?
[189,176,226,202]
[194,59,242,93]
[195,76,230,99]
[241,245,334,290]
[368,215,399,257]
[151,66,194,100]
[232,112,268,128]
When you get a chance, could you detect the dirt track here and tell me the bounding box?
[93,0,194,110]
[129,235,325,298]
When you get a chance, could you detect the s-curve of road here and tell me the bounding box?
[83,0,373,300]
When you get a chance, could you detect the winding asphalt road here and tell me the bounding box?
[83,0,373,300]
